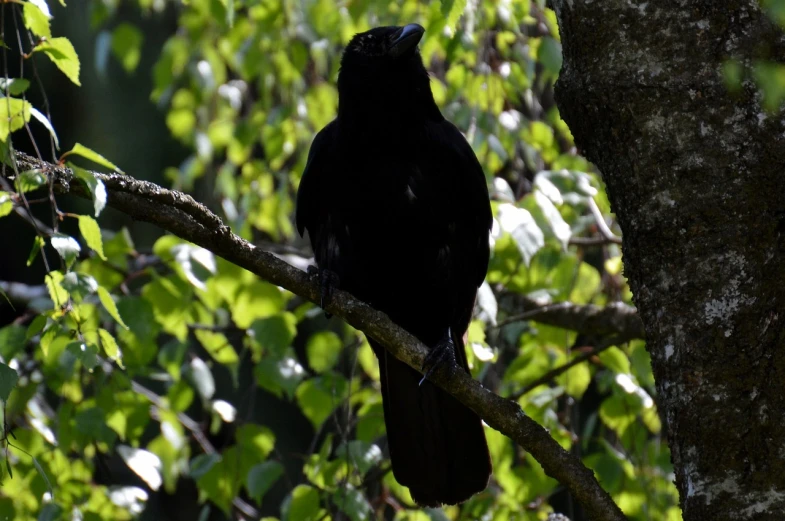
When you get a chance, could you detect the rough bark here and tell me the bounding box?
[553,1,785,520]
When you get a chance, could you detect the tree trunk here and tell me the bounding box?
[552,1,785,519]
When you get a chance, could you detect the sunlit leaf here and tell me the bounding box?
[0,78,30,96]
[249,313,297,358]
[306,331,342,372]
[77,215,107,260]
[23,2,51,39]
[30,108,60,149]
[15,169,46,192]
[194,329,238,365]
[72,166,107,216]
[598,346,631,375]
[99,328,124,368]
[50,233,80,265]
[296,373,348,428]
[62,143,122,172]
[186,357,215,400]
[117,446,162,491]
[35,37,81,86]
[0,191,11,218]
[283,485,322,521]
[497,203,544,266]
[90,291,123,334]
[27,235,45,266]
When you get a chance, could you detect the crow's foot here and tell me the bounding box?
[307,266,340,318]
[419,328,457,386]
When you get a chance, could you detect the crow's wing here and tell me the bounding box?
[295,120,337,239]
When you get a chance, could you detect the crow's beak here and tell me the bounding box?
[388,23,425,58]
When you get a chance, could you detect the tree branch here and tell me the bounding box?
[3,151,627,521]
[497,294,645,341]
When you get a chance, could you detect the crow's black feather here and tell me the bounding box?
[296,23,492,506]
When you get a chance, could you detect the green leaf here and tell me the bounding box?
[249,314,297,358]
[98,328,123,368]
[60,271,98,301]
[236,424,276,460]
[50,233,81,265]
[190,453,222,480]
[23,2,51,39]
[284,485,321,521]
[62,143,122,172]
[168,380,194,412]
[111,23,143,73]
[441,0,467,31]
[599,392,639,437]
[15,169,46,192]
[306,331,342,373]
[254,356,305,399]
[31,456,54,499]
[194,330,239,365]
[0,362,19,401]
[333,488,372,521]
[97,285,128,329]
[27,235,44,266]
[45,271,68,307]
[72,166,107,217]
[66,341,99,370]
[171,243,215,290]
[556,353,592,398]
[77,215,106,260]
[231,280,285,328]
[598,346,631,375]
[295,373,348,428]
[497,203,544,266]
[35,37,81,86]
[537,37,563,76]
[246,461,283,503]
[0,325,25,359]
[335,441,382,475]
[0,78,30,96]
[25,314,47,341]
[0,191,12,218]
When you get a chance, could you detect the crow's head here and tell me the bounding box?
[343,24,425,62]
[338,24,441,123]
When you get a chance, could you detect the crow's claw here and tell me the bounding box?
[307,266,340,318]
[419,328,457,386]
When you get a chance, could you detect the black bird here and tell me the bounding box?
[296,23,492,506]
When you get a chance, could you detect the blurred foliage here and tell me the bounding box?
[0,0,688,519]
[725,0,785,111]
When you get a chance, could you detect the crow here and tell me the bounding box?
[295,23,492,506]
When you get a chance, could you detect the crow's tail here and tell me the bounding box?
[370,336,491,506]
